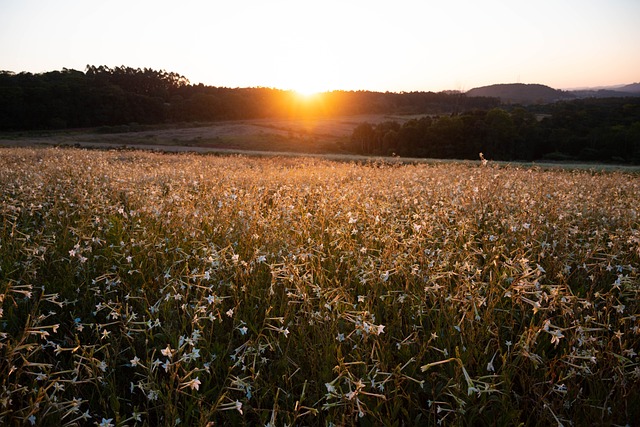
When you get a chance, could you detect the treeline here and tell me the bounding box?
[0,66,499,131]
[347,98,640,163]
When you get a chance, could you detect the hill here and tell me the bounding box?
[616,82,640,93]
[466,83,574,104]
[567,82,640,98]
[569,89,640,98]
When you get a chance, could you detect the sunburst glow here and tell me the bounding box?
[293,86,324,97]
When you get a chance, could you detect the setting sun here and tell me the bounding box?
[287,72,333,97]
[293,86,323,97]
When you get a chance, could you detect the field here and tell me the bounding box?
[0,114,421,155]
[1,147,639,426]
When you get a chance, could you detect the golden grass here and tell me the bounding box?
[1,147,639,426]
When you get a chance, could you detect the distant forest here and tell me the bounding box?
[0,66,496,130]
[347,99,640,163]
[1,66,639,163]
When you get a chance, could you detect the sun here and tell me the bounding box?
[287,82,331,117]
[288,76,330,98]
[292,84,325,97]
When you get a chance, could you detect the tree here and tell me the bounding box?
[351,122,375,154]
[484,108,516,160]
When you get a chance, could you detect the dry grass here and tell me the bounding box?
[0,114,420,155]
[1,147,639,426]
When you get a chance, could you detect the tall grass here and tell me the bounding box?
[1,147,639,426]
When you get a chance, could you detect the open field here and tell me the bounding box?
[2,116,640,175]
[1,147,639,426]
[0,114,424,155]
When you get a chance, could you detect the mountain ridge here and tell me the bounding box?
[466,82,640,104]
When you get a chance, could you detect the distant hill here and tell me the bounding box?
[569,88,640,98]
[465,83,574,104]
[615,82,640,93]
[567,82,640,98]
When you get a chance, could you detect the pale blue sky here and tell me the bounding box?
[1,0,639,93]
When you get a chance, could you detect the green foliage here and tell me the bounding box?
[347,98,640,163]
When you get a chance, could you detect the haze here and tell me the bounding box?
[1,0,639,93]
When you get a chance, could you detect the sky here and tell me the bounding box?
[1,0,639,94]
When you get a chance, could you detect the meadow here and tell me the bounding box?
[1,147,639,426]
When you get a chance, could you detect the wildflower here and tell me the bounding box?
[183,348,201,362]
[479,152,488,166]
[239,326,248,335]
[151,358,162,371]
[325,382,336,393]
[487,352,497,372]
[226,308,234,317]
[98,418,114,427]
[28,415,36,425]
[554,383,568,394]
[130,356,140,367]
[161,344,173,358]
[183,377,201,391]
[549,329,564,346]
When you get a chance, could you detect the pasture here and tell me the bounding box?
[0,114,420,155]
[1,147,639,426]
